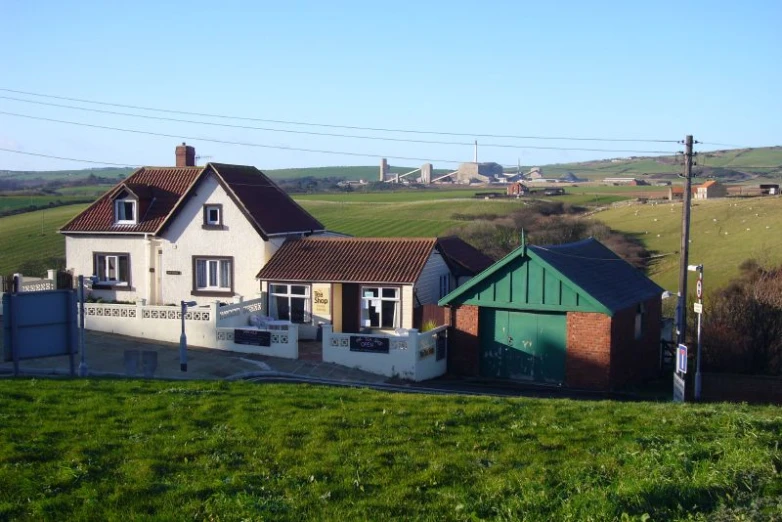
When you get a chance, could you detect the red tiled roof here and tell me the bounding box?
[60,163,324,237]
[211,163,324,236]
[699,180,718,188]
[436,236,495,276]
[256,237,439,283]
[60,166,203,233]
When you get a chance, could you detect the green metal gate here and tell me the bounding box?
[479,309,566,384]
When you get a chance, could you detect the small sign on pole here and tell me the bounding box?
[693,302,703,314]
[677,344,688,374]
[696,279,703,300]
[673,373,686,403]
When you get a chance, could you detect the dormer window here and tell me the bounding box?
[114,198,137,224]
[202,204,224,229]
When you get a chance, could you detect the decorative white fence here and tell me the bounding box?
[81,296,296,358]
[322,324,448,381]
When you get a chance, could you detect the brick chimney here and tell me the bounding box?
[175,142,196,167]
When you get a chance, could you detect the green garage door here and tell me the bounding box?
[479,309,566,384]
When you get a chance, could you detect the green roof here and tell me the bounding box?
[438,238,663,316]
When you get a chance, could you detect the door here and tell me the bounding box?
[479,309,566,384]
[341,283,360,334]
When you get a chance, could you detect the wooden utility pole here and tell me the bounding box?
[676,135,695,345]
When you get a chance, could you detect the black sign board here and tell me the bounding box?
[436,332,447,361]
[349,335,390,353]
[234,329,271,347]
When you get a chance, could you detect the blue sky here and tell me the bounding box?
[1,0,780,171]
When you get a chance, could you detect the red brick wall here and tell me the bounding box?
[610,297,662,388]
[448,305,480,376]
[565,312,612,389]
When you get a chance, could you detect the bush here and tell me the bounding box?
[700,260,782,375]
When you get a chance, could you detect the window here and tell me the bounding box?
[203,204,223,228]
[635,303,645,340]
[114,199,137,224]
[94,253,130,286]
[439,274,450,299]
[361,286,400,329]
[269,283,310,324]
[193,257,233,295]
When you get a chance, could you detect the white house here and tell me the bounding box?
[60,143,325,306]
[255,236,493,339]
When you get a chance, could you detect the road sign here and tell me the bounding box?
[673,373,686,402]
[696,279,703,300]
[677,344,688,374]
[693,302,703,314]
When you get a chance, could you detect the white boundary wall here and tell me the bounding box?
[81,297,297,358]
[322,325,447,381]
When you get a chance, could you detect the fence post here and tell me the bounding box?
[407,328,420,379]
[47,269,56,282]
[13,273,22,290]
[136,300,145,325]
[211,301,220,327]
[321,324,332,360]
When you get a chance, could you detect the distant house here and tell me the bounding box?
[694,180,727,200]
[439,238,663,390]
[255,236,493,340]
[60,143,325,306]
[506,181,529,197]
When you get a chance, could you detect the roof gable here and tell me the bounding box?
[439,238,662,315]
[209,163,324,237]
[60,166,204,234]
[435,236,495,276]
[256,237,438,284]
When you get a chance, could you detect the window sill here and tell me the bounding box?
[114,221,137,226]
[201,224,225,230]
[192,290,234,297]
[93,284,134,291]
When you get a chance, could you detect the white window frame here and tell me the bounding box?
[94,253,130,286]
[205,204,221,226]
[195,258,232,291]
[114,198,137,225]
[361,286,400,330]
[269,283,311,324]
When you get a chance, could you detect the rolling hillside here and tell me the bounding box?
[2,146,780,184]
[594,196,782,291]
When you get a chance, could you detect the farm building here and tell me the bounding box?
[506,182,529,197]
[694,180,727,200]
[438,237,662,390]
[603,178,648,186]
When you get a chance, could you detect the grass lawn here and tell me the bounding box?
[0,204,89,276]
[594,197,782,291]
[0,380,780,521]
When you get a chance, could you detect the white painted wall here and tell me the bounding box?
[413,251,452,304]
[65,234,150,303]
[159,173,266,305]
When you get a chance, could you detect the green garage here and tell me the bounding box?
[439,238,663,390]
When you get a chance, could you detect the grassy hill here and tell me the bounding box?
[536,146,782,182]
[3,146,779,184]
[0,379,780,521]
[0,204,89,276]
[594,196,782,291]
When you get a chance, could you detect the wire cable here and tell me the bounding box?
[0,96,678,155]
[0,147,139,167]
[0,87,680,144]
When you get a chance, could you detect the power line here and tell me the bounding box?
[0,147,139,167]
[0,110,503,165]
[0,87,680,144]
[0,95,677,154]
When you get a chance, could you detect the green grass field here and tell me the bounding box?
[1,380,780,521]
[0,195,94,213]
[0,204,88,276]
[297,198,528,237]
[594,197,782,291]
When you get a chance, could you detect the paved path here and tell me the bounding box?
[0,330,387,384]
